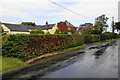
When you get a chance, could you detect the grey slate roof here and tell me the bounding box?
[2,23,33,32]
[37,24,55,30]
[79,23,93,29]
[2,23,55,32]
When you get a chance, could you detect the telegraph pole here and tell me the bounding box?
[118,1,120,21]
[112,17,115,33]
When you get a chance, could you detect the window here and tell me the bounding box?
[68,27,71,30]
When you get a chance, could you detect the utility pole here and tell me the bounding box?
[112,17,115,33]
[118,1,120,21]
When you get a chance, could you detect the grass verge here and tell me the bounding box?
[2,45,85,71]
[1,57,27,72]
[105,39,117,42]
[92,42,101,44]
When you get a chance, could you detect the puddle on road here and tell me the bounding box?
[93,42,117,59]
[93,47,107,56]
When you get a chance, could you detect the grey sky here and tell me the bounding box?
[0,0,119,27]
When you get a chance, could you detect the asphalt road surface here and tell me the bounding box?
[41,41,118,78]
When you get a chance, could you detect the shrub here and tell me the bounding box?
[84,34,100,43]
[30,30,44,34]
[55,30,61,34]
[61,32,68,34]
[117,34,120,38]
[100,32,117,40]
[91,29,101,35]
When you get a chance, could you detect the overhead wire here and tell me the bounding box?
[48,0,93,21]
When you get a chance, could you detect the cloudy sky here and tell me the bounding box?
[0,0,119,28]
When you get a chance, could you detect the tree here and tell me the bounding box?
[21,22,36,26]
[95,14,109,33]
[81,27,93,34]
[91,29,101,35]
[115,22,120,31]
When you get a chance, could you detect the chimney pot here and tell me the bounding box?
[46,21,48,25]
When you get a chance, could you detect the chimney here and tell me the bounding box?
[46,21,48,25]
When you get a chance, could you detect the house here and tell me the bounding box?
[79,23,94,30]
[57,20,76,34]
[1,22,58,34]
[78,23,95,34]
[1,23,31,34]
[38,22,58,34]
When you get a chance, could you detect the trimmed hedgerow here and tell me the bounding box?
[84,34,100,43]
[100,32,117,40]
[2,34,84,61]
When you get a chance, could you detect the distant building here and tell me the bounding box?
[1,22,58,34]
[38,24,58,34]
[1,23,31,34]
[79,23,94,30]
[57,20,77,34]
[118,1,120,22]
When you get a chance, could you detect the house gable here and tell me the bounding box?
[1,24,11,34]
[48,24,58,34]
[57,21,76,32]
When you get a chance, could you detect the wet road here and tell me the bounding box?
[40,42,118,78]
[2,41,119,80]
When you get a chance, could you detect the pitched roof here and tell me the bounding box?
[37,24,55,30]
[1,23,55,32]
[79,23,93,29]
[60,20,74,27]
[2,23,39,32]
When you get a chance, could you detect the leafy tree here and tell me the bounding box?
[95,14,109,33]
[81,27,93,34]
[91,29,101,35]
[21,22,36,26]
[115,22,120,31]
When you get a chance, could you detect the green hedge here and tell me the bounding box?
[117,34,120,38]
[30,30,44,34]
[100,32,118,40]
[2,34,84,61]
[84,34,100,43]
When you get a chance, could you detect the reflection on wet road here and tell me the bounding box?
[41,42,118,78]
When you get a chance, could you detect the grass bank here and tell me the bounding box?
[92,42,102,44]
[105,39,117,42]
[1,57,27,72]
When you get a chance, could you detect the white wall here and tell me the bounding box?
[1,24,11,34]
[10,31,30,34]
[48,24,58,34]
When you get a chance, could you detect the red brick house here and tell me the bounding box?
[57,20,76,34]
